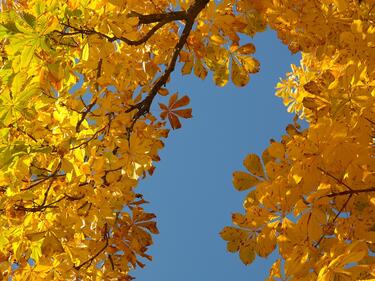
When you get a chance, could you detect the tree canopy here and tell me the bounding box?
[0,0,374,280]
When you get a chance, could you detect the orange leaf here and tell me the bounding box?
[168,93,178,107]
[158,88,169,96]
[159,103,168,110]
[173,108,192,118]
[160,111,168,120]
[236,43,256,54]
[168,113,181,130]
[171,95,190,109]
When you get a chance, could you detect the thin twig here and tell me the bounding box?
[21,161,62,191]
[76,98,97,132]
[318,167,353,191]
[314,194,352,247]
[322,187,375,198]
[73,223,109,270]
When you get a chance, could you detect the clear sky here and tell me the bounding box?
[132,29,301,281]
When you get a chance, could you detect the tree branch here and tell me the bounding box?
[323,187,375,197]
[14,193,84,213]
[129,10,187,24]
[21,161,62,191]
[125,0,209,131]
[76,97,97,132]
[73,223,109,270]
[56,1,209,135]
[314,194,352,247]
[318,167,353,191]
[58,9,188,46]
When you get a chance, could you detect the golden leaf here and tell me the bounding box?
[243,154,265,178]
[232,171,260,191]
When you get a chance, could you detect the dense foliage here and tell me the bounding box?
[0,0,373,280]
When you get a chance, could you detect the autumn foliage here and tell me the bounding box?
[0,0,374,280]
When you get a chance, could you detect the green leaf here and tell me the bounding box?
[1,22,20,34]
[0,128,10,141]
[15,20,33,34]
[0,25,9,38]
[21,12,36,28]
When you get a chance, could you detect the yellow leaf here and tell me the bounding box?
[227,240,240,253]
[194,59,207,80]
[268,142,285,159]
[20,44,36,68]
[307,209,325,242]
[239,244,256,265]
[213,59,229,87]
[181,60,193,75]
[243,154,264,178]
[233,171,260,191]
[220,226,247,241]
[82,43,89,61]
[240,56,260,74]
[231,59,250,87]
[255,226,276,257]
[351,20,363,33]
[210,34,225,45]
[333,0,348,11]
[42,232,64,256]
[269,259,282,278]
[236,43,256,55]
[337,241,368,267]
[30,238,44,262]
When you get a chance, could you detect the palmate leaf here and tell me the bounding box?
[0,0,372,280]
[159,93,192,129]
[204,44,259,87]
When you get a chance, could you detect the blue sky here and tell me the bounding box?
[132,29,301,281]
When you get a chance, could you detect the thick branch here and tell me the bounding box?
[129,10,187,24]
